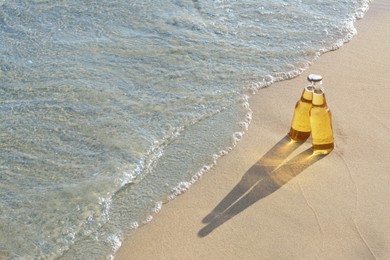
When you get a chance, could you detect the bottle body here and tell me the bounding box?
[289,86,313,142]
[310,91,334,154]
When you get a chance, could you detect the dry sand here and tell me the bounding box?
[116,1,390,259]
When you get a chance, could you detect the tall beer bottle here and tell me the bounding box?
[288,74,319,142]
[310,76,334,154]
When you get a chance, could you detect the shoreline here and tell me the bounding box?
[116,1,390,259]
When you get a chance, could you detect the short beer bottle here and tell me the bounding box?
[310,76,334,154]
[288,74,319,142]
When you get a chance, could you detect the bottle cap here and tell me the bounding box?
[307,74,323,82]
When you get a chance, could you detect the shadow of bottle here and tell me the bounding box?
[198,136,326,237]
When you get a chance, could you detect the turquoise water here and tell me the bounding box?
[0,0,370,259]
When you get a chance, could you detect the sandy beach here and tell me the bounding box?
[115,1,390,259]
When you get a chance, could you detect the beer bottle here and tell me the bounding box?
[288,74,319,142]
[310,76,334,154]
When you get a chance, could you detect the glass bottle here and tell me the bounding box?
[288,74,319,142]
[310,76,334,154]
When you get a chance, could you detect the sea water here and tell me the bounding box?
[0,0,370,258]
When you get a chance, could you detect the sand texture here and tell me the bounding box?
[116,1,390,259]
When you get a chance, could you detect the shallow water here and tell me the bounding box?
[0,0,370,258]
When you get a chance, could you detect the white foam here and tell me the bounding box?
[152,201,163,214]
[168,161,219,200]
[118,159,145,187]
[99,196,112,223]
[218,150,228,156]
[107,234,122,253]
[140,201,163,225]
[355,0,371,19]
[239,96,253,131]
[239,121,249,131]
[264,74,274,83]
[168,181,192,200]
[120,170,137,187]
[129,221,139,229]
[118,132,175,188]
[143,215,153,224]
[320,0,371,54]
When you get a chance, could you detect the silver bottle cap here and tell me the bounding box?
[307,74,323,82]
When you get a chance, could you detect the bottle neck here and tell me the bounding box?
[301,86,313,102]
[312,89,327,106]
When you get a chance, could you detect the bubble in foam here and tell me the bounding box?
[246,111,253,122]
[233,132,243,143]
[239,121,249,131]
[129,221,139,229]
[202,165,211,172]
[191,175,198,182]
[143,215,153,224]
[242,101,250,110]
[219,150,228,156]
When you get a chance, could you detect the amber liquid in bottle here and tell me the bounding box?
[310,88,334,154]
[289,86,313,142]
